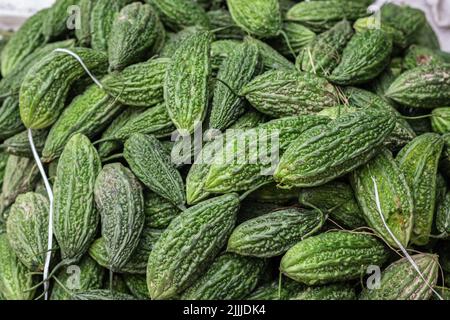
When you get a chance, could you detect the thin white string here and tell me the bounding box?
[28,129,54,300]
[372,177,443,300]
[53,48,103,89]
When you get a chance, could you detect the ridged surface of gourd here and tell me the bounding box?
[274,109,396,188]
[124,133,185,207]
[161,26,206,58]
[240,70,338,118]
[227,208,324,258]
[108,3,165,71]
[360,254,439,300]
[123,274,150,300]
[403,45,446,70]
[19,48,108,129]
[42,84,122,162]
[0,96,24,140]
[436,192,450,235]
[94,163,145,272]
[297,20,353,77]
[0,234,34,300]
[280,231,389,285]
[205,115,330,193]
[431,107,450,134]
[0,39,76,98]
[147,0,210,31]
[103,58,169,107]
[144,191,181,229]
[181,253,266,300]
[2,130,47,158]
[75,0,93,46]
[209,40,261,131]
[43,0,80,39]
[71,289,136,300]
[147,194,240,300]
[227,0,281,38]
[386,65,450,108]
[354,16,405,49]
[298,181,366,229]
[0,9,48,77]
[248,182,300,204]
[89,228,162,274]
[51,256,105,300]
[396,133,444,245]
[207,9,245,40]
[329,29,393,85]
[350,148,414,248]
[291,283,356,300]
[164,31,212,133]
[0,153,8,188]
[6,192,49,271]
[0,156,39,214]
[278,22,316,56]
[286,1,369,32]
[90,0,131,52]
[245,37,295,71]
[53,134,101,263]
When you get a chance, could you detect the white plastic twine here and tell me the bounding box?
[27,48,104,300]
[372,178,443,300]
[28,129,54,300]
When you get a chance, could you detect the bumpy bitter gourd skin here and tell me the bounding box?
[240,69,339,118]
[6,192,49,271]
[0,234,34,300]
[227,0,281,38]
[19,48,108,129]
[291,283,356,300]
[286,1,369,32]
[108,3,165,71]
[147,0,210,31]
[297,20,353,77]
[209,40,261,131]
[94,163,145,272]
[42,84,122,162]
[53,134,101,263]
[274,109,396,188]
[181,253,266,300]
[0,9,48,77]
[386,65,450,108]
[144,191,181,229]
[123,274,150,300]
[75,0,94,47]
[43,0,81,40]
[350,148,414,248]
[245,37,295,71]
[360,254,439,300]
[2,130,47,158]
[227,208,325,258]
[71,289,136,300]
[431,107,450,134]
[396,133,444,245]
[278,22,316,56]
[298,181,366,229]
[329,29,393,85]
[103,58,169,107]
[0,96,24,140]
[147,194,240,300]
[436,192,450,236]
[124,133,185,207]
[280,231,389,285]
[403,45,446,71]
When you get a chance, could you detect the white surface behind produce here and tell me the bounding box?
[0,0,449,51]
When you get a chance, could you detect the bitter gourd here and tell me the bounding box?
[19,48,108,129]
[43,0,80,40]
[2,130,47,158]
[53,134,101,264]
[227,208,324,258]
[144,191,181,229]
[274,109,396,188]
[403,45,446,70]
[124,133,185,207]
[165,31,212,133]
[147,194,240,300]
[94,163,145,272]
[396,133,444,245]
[71,289,136,300]
[123,274,150,300]
[245,37,295,71]
[436,192,450,236]
[0,96,24,140]
[280,231,389,285]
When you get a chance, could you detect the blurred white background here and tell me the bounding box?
[0,0,449,50]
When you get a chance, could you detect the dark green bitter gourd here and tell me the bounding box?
[290,283,357,300]
[181,253,266,300]
[124,133,185,207]
[144,191,181,229]
[71,289,136,300]
[274,109,396,188]
[123,274,150,300]
[396,133,444,245]
[403,45,446,70]
[164,31,212,133]
[53,134,101,264]
[436,192,450,236]
[2,130,47,158]
[43,0,81,40]
[108,3,165,71]
[6,192,50,271]
[350,148,414,248]
[75,0,94,47]
[280,231,389,285]
[227,208,325,258]
[0,96,24,140]
[94,163,145,272]
[245,37,295,71]
[19,48,108,129]
[209,40,261,131]
[431,107,450,135]
[248,182,300,205]
[277,22,316,57]
[147,194,240,300]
